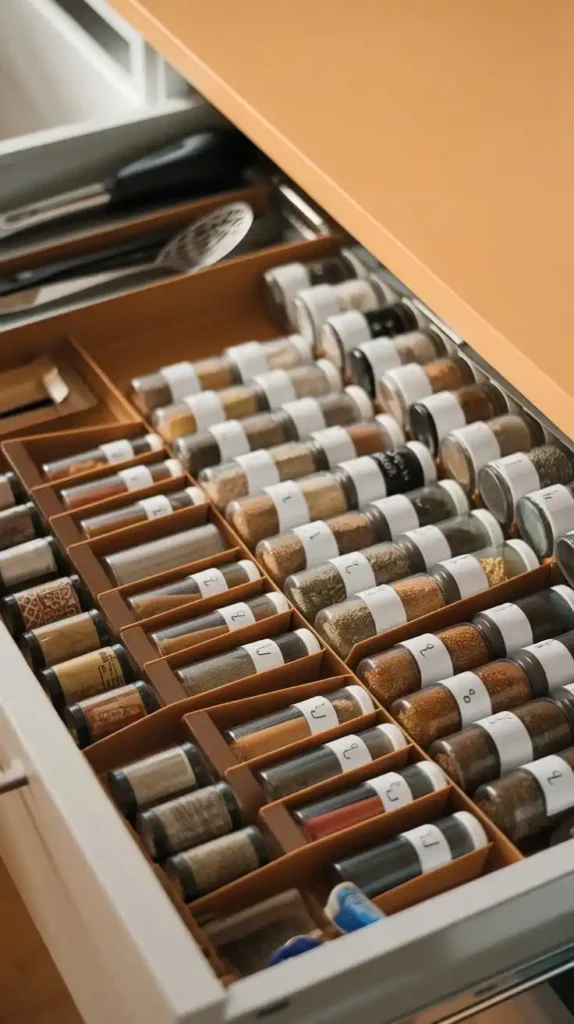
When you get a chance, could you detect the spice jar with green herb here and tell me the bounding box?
[409,381,507,455]
[478,445,574,526]
[440,413,545,493]
[379,357,475,426]
[472,586,574,658]
[475,747,574,841]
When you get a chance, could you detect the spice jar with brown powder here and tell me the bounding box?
[107,742,212,820]
[516,482,574,557]
[20,609,111,673]
[0,536,66,595]
[0,501,45,551]
[78,486,207,540]
[475,748,574,842]
[348,328,448,398]
[478,445,574,526]
[0,471,25,512]
[41,642,133,712]
[59,458,184,512]
[126,559,261,619]
[472,586,574,658]
[137,781,246,859]
[428,540,540,604]
[148,592,290,656]
[66,680,159,748]
[409,381,508,455]
[510,631,574,696]
[42,434,163,482]
[293,277,402,344]
[379,357,475,426]
[165,825,268,901]
[101,523,226,587]
[264,248,369,324]
[320,305,437,372]
[2,574,92,637]
[440,413,545,492]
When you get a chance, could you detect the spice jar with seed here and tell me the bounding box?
[332,811,488,898]
[59,458,184,512]
[264,248,368,324]
[516,482,574,557]
[475,748,574,842]
[320,303,436,372]
[429,696,574,792]
[41,642,133,712]
[224,685,375,761]
[78,486,207,540]
[472,586,574,659]
[293,761,448,842]
[152,360,342,442]
[440,413,545,492]
[478,445,574,526]
[66,680,159,748]
[428,540,539,604]
[0,501,45,551]
[391,660,535,748]
[314,574,448,659]
[294,277,401,345]
[165,825,268,901]
[396,510,504,573]
[409,382,507,456]
[102,523,226,587]
[149,592,290,656]
[257,723,407,800]
[126,559,261,620]
[0,536,65,595]
[107,742,212,820]
[137,781,245,859]
[42,433,163,482]
[357,623,492,706]
[2,573,92,637]
[20,609,111,673]
[379,357,475,426]
[0,471,25,512]
[349,328,448,397]
[176,628,322,697]
[511,633,574,697]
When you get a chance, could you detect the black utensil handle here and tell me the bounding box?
[0,239,165,297]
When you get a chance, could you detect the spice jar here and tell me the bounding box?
[440,413,545,492]
[348,329,448,397]
[165,825,268,901]
[379,357,475,426]
[475,748,574,842]
[0,536,65,595]
[396,510,504,573]
[332,811,488,897]
[293,761,449,841]
[410,382,507,456]
[66,680,159,748]
[126,559,261,619]
[428,540,540,603]
[59,458,184,512]
[226,442,436,549]
[264,248,368,324]
[173,386,373,477]
[0,470,25,512]
[176,628,322,697]
[102,523,226,587]
[516,483,574,557]
[137,781,245,859]
[510,632,574,696]
[2,573,92,637]
[107,742,212,820]
[555,532,574,591]
[472,586,574,658]
[78,486,208,540]
[293,277,401,345]
[0,501,45,551]
[429,697,574,792]
[42,433,163,481]
[320,305,438,372]
[257,723,408,800]
[41,642,133,711]
[478,445,574,526]
[357,624,492,706]
[152,361,341,442]
[20,609,111,672]
[149,592,290,656]
[224,685,375,761]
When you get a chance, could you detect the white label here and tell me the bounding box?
[441,671,493,728]
[227,341,268,381]
[391,363,432,405]
[0,476,15,509]
[217,601,256,631]
[441,554,489,597]
[161,361,200,400]
[118,465,154,491]
[293,694,339,735]
[139,495,173,520]
[405,524,452,569]
[405,823,452,874]
[255,369,296,409]
[524,638,574,689]
[479,603,533,653]
[100,439,134,464]
[311,426,356,467]
[209,420,249,460]
[329,551,376,597]
[282,397,325,436]
[325,734,373,771]
[420,391,466,439]
[242,638,285,673]
[372,494,419,538]
[478,711,534,774]
[360,338,401,377]
[293,521,339,566]
[368,771,413,811]
[359,584,407,632]
[494,453,540,504]
[529,485,574,541]
[265,480,309,531]
[400,633,454,686]
[184,391,225,431]
[523,755,574,816]
[340,456,385,504]
[236,449,280,493]
[452,421,501,470]
[192,567,228,597]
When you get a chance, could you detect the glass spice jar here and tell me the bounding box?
[175,629,322,697]
[59,458,184,512]
[148,592,290,656]
[107,742,212,820]
[427,540,540,604]
[409,381,508,456]
[165,825,268,901]
[78,486,208,540]
[20,608,111,673]
[2,573,92,638]
[556,532,574,591]
[510,632,574,696]
[257,723,408,800]
[320,306,440,373]
[41,642,133,712]
[264,248,369,325]
[0,501,45,552]
[41,433,163,482]
[478,445,574,526]
[224,685,375,761]
[126,559,261,619]
[379,357,475,426]
[293,276,401,344]
[429,695,574,792]
[516,482,574,557]
[102,523,227,587]
[440,413,545,493]
[475,748,574,842]
[0,470,25,512]
[0,536,66,596]
[348,328,448,398]
[357,623,492,706]
[66,680,159,748]
[137,781,245,860]
[395,510,504,573]
[151,361,341,442]
[172,386,373,477]
[472,586,574,658]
